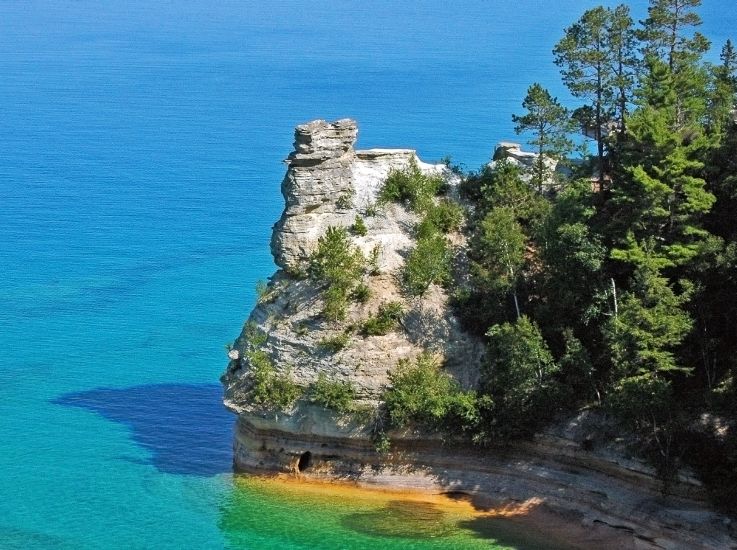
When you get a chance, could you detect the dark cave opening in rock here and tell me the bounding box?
[298,451,312,472]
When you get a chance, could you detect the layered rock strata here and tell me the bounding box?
[222,119,736,550]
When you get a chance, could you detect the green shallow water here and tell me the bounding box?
[220,476,570,550]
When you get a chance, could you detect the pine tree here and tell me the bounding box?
[554,5,638,184]
[512,84,574,193]
[608,4,638,136]
[708,40,737,133]
[720,39,737,86]
[639,0,710,127]
[639,0,709,72]
[554,6,611,183]
[611,56,715,268]
[606,265,693,377]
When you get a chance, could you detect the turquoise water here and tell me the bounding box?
[1,1,734,548]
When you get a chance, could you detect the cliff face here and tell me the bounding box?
[223,118,482,430]
[271,118,450,274]
[222,119,736,550]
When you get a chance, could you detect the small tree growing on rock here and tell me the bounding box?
[309,226,365,322]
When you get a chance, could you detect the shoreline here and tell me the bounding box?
[231,412,736,550]
[232,470,645,550]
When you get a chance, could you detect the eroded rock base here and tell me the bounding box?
[233,414,736,550]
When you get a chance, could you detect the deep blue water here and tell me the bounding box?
[1,1,734,548]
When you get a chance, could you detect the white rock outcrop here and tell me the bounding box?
[224,118,481,413]
[271,119,451,273]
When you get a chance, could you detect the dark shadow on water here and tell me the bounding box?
[54,383,234,476]
[342,499,571,549]
[457,516,574,550]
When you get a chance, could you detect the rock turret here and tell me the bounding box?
[271,119,446,272]
[224,118,480,412]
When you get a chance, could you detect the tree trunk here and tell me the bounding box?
[596,65,605,190]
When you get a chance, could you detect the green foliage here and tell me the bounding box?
[351,283,371,303]
[708,40,737,132]
[351,216,368,236]
[607,373,672,429]
[248,350,303,410]
[609,56,715,269]
[512,83,575,192]
[384,353,482,434]
[535,179,607,333]
[471,207,526,294]
[363,202,379,217]
[379,158,445,212]
[559,329,597,403]
[482,317,561,439]
[309,226,365,286]
[608,4,638,134]
[554,5,637,178]
[605,372,682,488]
[368,245,381,275]
[308,226,366,321]
[321,286,350,323]
[639,1,710,128]
[402,233,452,296]
[318,331,351,353]
[336,191,354,210]
[475,160,548,223]
[309,372,357,414]
[244,321,267,347]
[457,160,550,334]
[605,266,693,377]
[255,279,269,303]
[373,432,392,454]
[639,0,709,74]
[361,302,404,336]
[424,199,464,233]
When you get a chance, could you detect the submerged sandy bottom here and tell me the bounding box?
[221,474,587,550]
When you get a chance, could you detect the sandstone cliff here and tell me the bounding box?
[222,119,736,550]
[223,118,482,413]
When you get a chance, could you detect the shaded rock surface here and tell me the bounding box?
[222,119,736,550]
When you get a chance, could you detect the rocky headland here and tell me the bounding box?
[222,119,736,550]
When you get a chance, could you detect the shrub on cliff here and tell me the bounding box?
[402,233,452,296]
[351,216,368,236]
[361,301,404,336]
[379,158,444,212]
[309,372,357,414]
[247,350,302,410]
[318,331,351,353]
[424,199,464,234]
[383,353,482,434]
[309,226,366,321]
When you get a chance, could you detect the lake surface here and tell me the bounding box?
[1,1,734,548]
